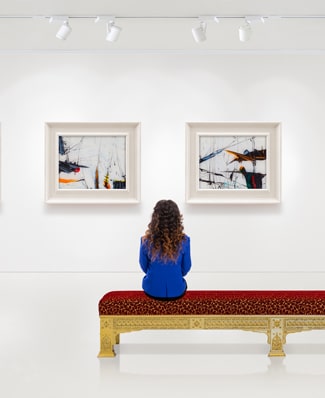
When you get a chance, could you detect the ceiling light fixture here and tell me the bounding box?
[56,20,72,40]
[106,20,122,42]
[238,16,265,42]
[49,16,72,40]
[4,14,325,46]
[191,16,219,43]
[192,20,207,42]
[95,16,122,42]
[238,22,252,42]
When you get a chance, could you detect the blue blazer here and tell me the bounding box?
[139,235,192,299]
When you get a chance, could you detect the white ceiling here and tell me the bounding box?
[1,0,325,51]
[3,0,325,17]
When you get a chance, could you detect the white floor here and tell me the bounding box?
[1,273,325,398]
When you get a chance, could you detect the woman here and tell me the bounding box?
[139,199,191,300]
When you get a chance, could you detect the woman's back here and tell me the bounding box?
[140,234,191,299]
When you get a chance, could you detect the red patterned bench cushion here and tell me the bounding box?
[98,290,325,316]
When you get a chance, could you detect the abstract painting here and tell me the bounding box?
[45,122,140,204]
[199,135,267,190]
[186,122,281,204]
[58,135,126,190]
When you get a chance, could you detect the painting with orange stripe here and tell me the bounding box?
[58,135,126,190]
[199,135,267,190]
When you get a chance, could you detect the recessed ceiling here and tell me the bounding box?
[1,0,325,52]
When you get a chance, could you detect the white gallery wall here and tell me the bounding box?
[0,52,324,277]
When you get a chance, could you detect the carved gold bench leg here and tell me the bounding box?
[115,333,120,345]
[268,318,286,357]
[98,317,117,357]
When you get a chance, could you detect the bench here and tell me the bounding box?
[98,290,325,357]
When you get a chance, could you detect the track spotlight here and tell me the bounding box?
[239,16,265,42]
[192,20,207,42]
[239,22,252,42]
[49,16,72,40]
[191,16,219,43]
[95,16,122,42]
[106,20,122,42]
[56,20,72,40]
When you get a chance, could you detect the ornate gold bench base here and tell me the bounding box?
[98,314,325,358]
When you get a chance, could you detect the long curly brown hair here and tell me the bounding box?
[143,200,185,263]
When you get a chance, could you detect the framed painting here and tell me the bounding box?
[45,122,140,204]
[185,122,281,204]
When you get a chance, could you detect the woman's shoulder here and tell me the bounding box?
[182,234,190,245]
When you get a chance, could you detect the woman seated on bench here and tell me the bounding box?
[139,199,192,300]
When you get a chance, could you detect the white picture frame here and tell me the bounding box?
[45,122,140,204]
[186,122,281,204]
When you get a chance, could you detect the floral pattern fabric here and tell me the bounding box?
[98,290,325,316]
